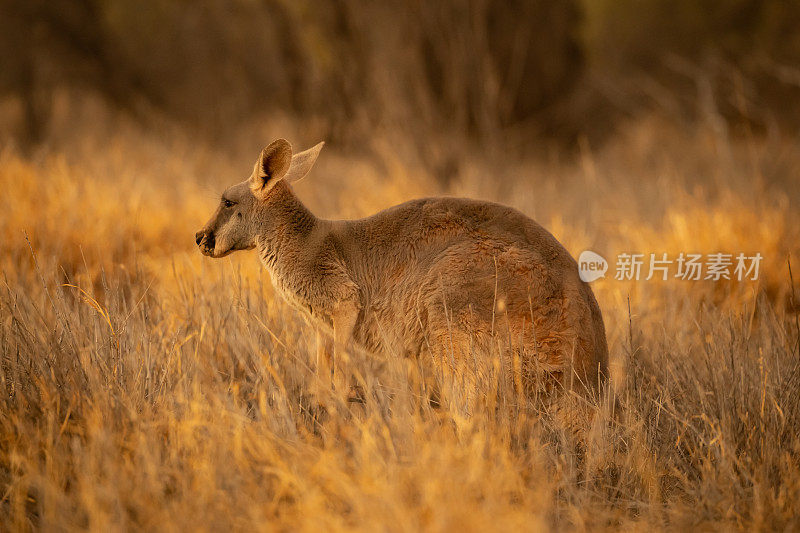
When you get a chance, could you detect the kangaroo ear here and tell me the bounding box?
[283,142,324,183]
[250,139,293,197]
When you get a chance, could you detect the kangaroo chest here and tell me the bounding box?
[266,262,334,332]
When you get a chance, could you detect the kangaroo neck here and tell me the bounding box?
[254,180,318,271]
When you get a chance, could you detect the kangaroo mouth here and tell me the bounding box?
[200,243,253,258]
[213,247,235,258]
[199,243,230,258]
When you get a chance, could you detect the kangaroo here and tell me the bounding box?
[196,139,609,409]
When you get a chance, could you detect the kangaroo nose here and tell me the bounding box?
[195,231,204,245]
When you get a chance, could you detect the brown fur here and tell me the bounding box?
[196,139,609,405]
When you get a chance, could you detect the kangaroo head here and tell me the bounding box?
[195,139,324,258]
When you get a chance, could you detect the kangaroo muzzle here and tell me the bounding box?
[195,229,215,256]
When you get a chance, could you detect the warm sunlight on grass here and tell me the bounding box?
[2,120,799,530]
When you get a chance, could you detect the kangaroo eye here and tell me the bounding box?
[222,199,235,208]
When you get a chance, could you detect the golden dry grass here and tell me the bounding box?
[2,116,800,531]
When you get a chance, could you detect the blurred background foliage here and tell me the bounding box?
[1,0,799,162]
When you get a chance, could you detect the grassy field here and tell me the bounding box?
[1,113,800,530]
